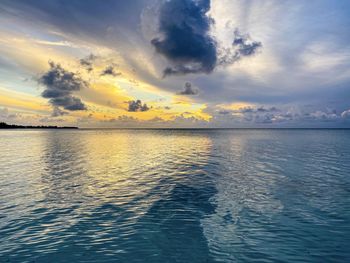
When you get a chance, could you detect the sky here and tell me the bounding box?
[0,0,350,128]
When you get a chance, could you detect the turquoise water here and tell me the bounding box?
[0,129,349,262]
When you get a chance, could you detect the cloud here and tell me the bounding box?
[303,110,339,122]
[100,65,121,77]
[51,106,68,117]
[218,110,231,115]
[128,100,150,112]
[218,29,262,66]
[230,106,280,114]
[150,1,262,77]
[2,0,349,128]
[0,107,18,120]
[39,61,87,112]
[48,97,86,111]
[151,0,217,76]
[213,104,345,126]
[105,115,141,124]
[98,114,210,128]
[341,109,350,119]
[178,82,199,95]
[39,116,65,123]
[80,54,97,72]
[233,30,262,56]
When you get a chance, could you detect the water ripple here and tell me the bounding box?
[0,129,349,262]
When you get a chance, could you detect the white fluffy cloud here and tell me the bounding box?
[341,109,350,119]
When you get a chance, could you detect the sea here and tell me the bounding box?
[0,129,349,262]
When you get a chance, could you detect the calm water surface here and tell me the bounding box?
[0,129,349,262]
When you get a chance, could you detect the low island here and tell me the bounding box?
[0,122,78,129]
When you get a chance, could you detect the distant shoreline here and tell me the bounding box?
[1,122,349,130]
[0,122,78,129]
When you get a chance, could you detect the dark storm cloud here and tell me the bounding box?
[178,82,199,95]
[218,29,262,66]
[128,100,150,112]
[151,0,217,77]
[39,61,87,111]
[100,66,121,77]
[151,0,262,77]
[49,97,86,111]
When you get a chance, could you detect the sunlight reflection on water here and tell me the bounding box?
[0,129,349,262]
